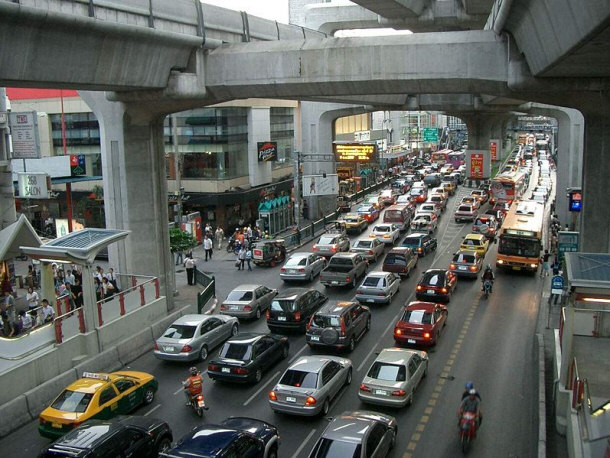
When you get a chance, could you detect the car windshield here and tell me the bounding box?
[367,362,407,382]
[318,236,336,245]
[51,390,93,413]
[353,240,372,248]
[384,254,406,266]
[463,239,481,246]
[271,299,298,312]
[362,276,383,287]
[403,309,433,325]
[422,272,443,285]
[458,205,472,212]
[374,226,390,233]
[162,324,197,339]
[279,370,318,388]
[285,257,307,267]
[312,314,341,328]
[311,438,362,458]
[219,343,252,361]
[453,253,475,263]
[226,290,253,301]
[402,237,420,246]
[415,215,430,222]
[345,217,359,223]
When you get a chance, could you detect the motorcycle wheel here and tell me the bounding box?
[461,435,470,453]
[196,405,203,417]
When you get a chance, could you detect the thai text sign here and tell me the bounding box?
[489,139,499,161]
[334,143,377,162]
[469,153,484,178]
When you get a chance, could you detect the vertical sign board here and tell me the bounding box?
[489,139,500,161]
[9,111,41,159]
[70,155,87,176]
[468,152,484,178]
[18,172,49,199]
[557,231,579,261]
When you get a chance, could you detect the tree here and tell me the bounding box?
[169,228,197,253]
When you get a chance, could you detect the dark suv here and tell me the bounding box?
[39,416,172,457]
[306,301,371,352]
[266,288,328,333]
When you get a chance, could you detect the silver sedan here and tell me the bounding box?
[220,284,278,320]
[153,314,239,362]
[350,237,385,263]
[313,234,350,257]
[369,223,401,245]
[355,271,400,304]
[269,356,352,416]
[280,252,326,282]
[358,347,428,407]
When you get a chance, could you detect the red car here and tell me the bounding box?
[394,301,448,346]
[357,205,380,223]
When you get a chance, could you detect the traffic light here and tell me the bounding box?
[567,188,582,212]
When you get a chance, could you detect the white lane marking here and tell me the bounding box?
[173,369,207,395]
[243,370,281,407]
[357,311,402,372]
[291,429,317,458]
[144,404,161,416]
[288,344,308,364]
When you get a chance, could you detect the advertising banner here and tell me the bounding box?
[334,143,377,162]
[9,111,41,159]
[489,139,499,161]
[469,152,484,178]
[257,142,277,162]
[302,174,339,197]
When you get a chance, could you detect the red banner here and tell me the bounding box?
[489,140,498,161]
[470,154,483,178]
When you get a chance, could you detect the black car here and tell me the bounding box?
[415,268,458,303]
[306,301,371,352]
[266,288,328,333]
[207,333,289,383]
[401,233,438,257]
[161,417,279,458]
[39,416,172,458]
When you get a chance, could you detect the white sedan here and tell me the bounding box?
[369,223,401,245]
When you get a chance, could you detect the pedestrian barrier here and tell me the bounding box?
[96,275,159,327]
[195,267,215,313]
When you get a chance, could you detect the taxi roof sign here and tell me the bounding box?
[82,372,110,381]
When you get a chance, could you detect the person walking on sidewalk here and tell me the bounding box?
[237,247,247,271]
[215,227,224,250]
[175,250,184,266]
[185,255,196,285]
[203,235,213,261]
[540,249,551,277]
[245,247,253,271]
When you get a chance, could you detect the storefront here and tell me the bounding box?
[258,196,293,236]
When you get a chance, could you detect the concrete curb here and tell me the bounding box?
[74,346,122,375]
[0,395,32,437]
[24,368,79,420]
[537,333,547,458]
[117,327,155,366]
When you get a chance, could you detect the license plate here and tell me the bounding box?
[197,399,206,408]
[222,367,230,373]
[289,269,297,274]
[513,266,521,271]
[458,266,467,270]
[427,289,435,294]
[164,346,175,352]
[332,281,338,285]
[230,305,239,310]
[278,316,287,321]
[408,339,416,344]
[310,335,320,342]
[286,396,297,403]
[374,389,388,396]
[367,299,374,303]
[52,422,62,429]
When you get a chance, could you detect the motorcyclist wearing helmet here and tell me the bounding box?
[183,366,204,406]
[459,389,482,428]
[461,381,482,401]
[481,265,495,293]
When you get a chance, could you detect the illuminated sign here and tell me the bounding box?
[257,142,277,162]
[334,143,377,162]
[569,191,582,212]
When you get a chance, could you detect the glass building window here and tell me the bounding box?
[50,113,100,147]
[270,107,294,168]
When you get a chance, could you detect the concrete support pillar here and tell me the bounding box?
[554,108,583,225]
[0,88,16,229]
[247,107,272,187]
[579,94,610,252]
[40,262,55,311]
[79,91,175,308]
[81,264,98,333]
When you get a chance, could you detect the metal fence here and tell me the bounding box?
[195,267,216,314]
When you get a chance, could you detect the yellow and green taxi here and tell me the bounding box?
[343,212,368,234]
[38,371,158,439]
[459,233,489,256]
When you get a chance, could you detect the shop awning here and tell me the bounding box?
[0,215,42,261]
[20,228,129,265]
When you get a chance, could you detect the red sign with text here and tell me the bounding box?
[489,141,498,161]
[470,154,483,178]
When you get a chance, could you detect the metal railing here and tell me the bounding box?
[96,275,160,327]
[195,267,215,314]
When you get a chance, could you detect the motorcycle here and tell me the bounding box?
[458,411,478,453]
[187,392,208,417]
[226,237,241,254]
[482,279,492,299]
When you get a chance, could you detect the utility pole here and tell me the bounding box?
[172,113,183,226]
[293,151,301,228]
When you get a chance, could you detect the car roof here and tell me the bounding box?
[455,249,479,257]
[174,425,241,455]
[375,347,421,365]
[275,288,309,300]
[231,284,261,291]
[289,356,336,373]
[321,415,376,442]
[225,332,267,345]
[406,301,440,312]
[172,314,213,326]
[289,252,314,259]
[316,301,357,315]
[464,233,485,241]
[364,271,390,278]
[404,233,426,240]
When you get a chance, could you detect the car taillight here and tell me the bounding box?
[359,384,371,392]
[449,263,456,270]
[423,332,431,339]
[340,317,347,337]
[416,285,423,291]
[294,312,302,322]
[470,265,478,272]
[244,305,252,312]
[345,276,351,283]
[392,389,406,397]
[233,367,249,375]
[208,364,219,371]
[305,396,317,406]
[181,345,192,353]
[356,290,363,295]
[298,268,306,273]
[313,246,318,251]
[394,328,402,336]
[331,245,338,252]
[368,250,374,255]
[378,292,386,296]
[266,310,270,320]
[39,418,47,425]
[269,391,277,401]
[280,268,286,273]
[441,287,448,294]
[306,316,313,331]
[417,247,423,253]
[153,342,159,350]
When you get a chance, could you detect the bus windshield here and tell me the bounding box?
[498,235,541,257]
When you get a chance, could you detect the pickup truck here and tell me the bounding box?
[319,253,368,288]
